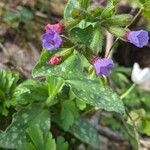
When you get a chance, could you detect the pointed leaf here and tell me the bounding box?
[32,50,85,80]
[66,78,125,114]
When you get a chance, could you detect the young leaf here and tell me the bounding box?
[27,124,44,150]
[56,136,69,150]
[66,78,125,114]
[70,117,100,149]
[0,103,50,149]
[0,70,19,95]
[22,142,36,150]
[0,70,19,116]
[45,133,56,150]
[100,0,117,19]
[90,28,103,54]
[60,100,79,131]
[80,0,90,10]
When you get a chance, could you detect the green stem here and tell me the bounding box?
[120,83,136,99]
[46,78,64,107]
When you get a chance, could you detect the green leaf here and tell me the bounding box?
[141,118,150,136]
[27,124,44,150]
[70,117,100,149]
[107,26,126,37]
[0,103,50,149]
[90,28,103,54]
[56,136,69,150]
[45,133,56,150]
[66,78,125,114]
[0,70,19,116]
[76,99,86,110]
[13,80,48,105]
[22,142,36,150]
[70,25,93,45]
[32,50,85,80]
[143,0,150,19]
[105,14,132,27]
[60,100,79,131]
[100,0,117,19]
[64,0,79,19]
[80,0,90,10]
[19,7,34,24]
[4,10,19,23]
[0,70,19,95]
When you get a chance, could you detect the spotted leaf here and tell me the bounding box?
[32,50,85,80]
[66,78,125,114]
[0,104,50,149]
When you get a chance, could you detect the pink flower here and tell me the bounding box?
[45,23,64,34]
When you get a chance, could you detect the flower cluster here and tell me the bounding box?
[41,23,63,51]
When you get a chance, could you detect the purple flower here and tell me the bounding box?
[93,58,114,76]
[127,30,149,48]
[41,30,62,50]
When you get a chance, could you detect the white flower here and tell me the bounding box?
[131,63,150,91]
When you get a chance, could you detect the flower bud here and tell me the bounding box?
[45,23,64,34]
[126,30,149,48]
[49,56,62,65]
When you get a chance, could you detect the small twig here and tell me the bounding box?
[106,8,143,58]
[96,124,125,142]
[0,43,10,57]
[105,31,114,58]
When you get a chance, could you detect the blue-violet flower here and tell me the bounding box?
[93,58,114,76]
[41,30,62,50]
[127,30,149,48]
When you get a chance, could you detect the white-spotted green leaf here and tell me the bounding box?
[12,80,48,105]
[0,104,50,149]
[90,28,103,54]
[70,117,100,149]
[70,25,94,45]
[66,78,125,114]
[32,50,85,80]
